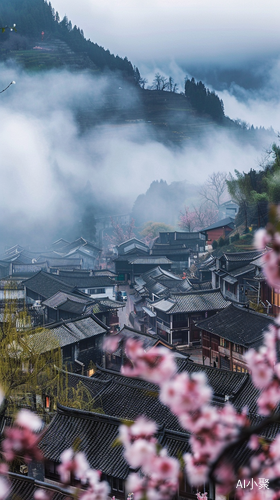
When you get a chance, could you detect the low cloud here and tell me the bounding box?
[0,63,274,248]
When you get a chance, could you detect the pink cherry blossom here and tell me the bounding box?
[58,448,89,484]
[160,372,212,415]
[196,493,208,500]
[0,387,4,409]
[254,228,271,250]
[121,341,176,385]
[124,439,156,469]
[0,476,10,500]
[16,409,42,432]
[103,335,121,353]
[2,425,43,463]
[79,477,110,500]
[126,473,145,500]
[34,489,51,500]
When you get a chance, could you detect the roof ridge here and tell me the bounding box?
[56,402,133,424]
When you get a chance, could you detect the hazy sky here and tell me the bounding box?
[52,0,280,68]
[50,0,280,130]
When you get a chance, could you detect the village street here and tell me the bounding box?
[117,285,135,329]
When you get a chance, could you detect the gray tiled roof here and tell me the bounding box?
[196,303,273,348]
[43,291,91,309]
[55,273,115,288]
[57,299,87,315]
[201,217,234,231]
[8,473,73,500]
[39,356,280,482]
[40,405,130,479]
[128,257,172,265]
[31,315,108,351]
[23,271,73,299]
[224,250,265,262]
[227,263,256,277]
[153,289,228,314]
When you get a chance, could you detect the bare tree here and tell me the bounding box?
[150,73,168,91]
[193,203,218,229]
[167,77,178,93]
[199,172,229,210]
[139,77,148,89]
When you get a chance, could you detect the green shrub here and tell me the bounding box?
[212,240,218,249]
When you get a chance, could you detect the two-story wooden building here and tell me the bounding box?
[197,303,273,371]
[152,289,228,345]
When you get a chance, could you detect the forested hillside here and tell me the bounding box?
[0,0,137,78]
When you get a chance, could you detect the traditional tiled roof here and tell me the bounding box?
[55,274,115,288]
[153,289,228,314]
[57,299,87,315]
[29,315,108,353]
[116,238,149,254]
[43,358,280,482]
[201,217,235,231]
[128,257,172,265]
[91,378,182,431]
[63,369,112,399]
[39,404,130,479]
[92,269,117,277]
[51,238,70,249]
[134,267,190,298]
[8,473,73,500]
[198,255,216,269]
[189,281,212,290]
[43,291,91,309]
[177,359,249,402]
[196,304,273,348]
[85,298,123,316]
[226,263,256,278]
[23,271,73,299]
[59,238,101,254]
[158,428,191,457]
[224,250,265,262]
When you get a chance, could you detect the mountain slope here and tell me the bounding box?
[0,0,137,78]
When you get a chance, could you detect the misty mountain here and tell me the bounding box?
[0,0,137,78]
[0,0,277,251]
[0,0,276,148]
[132,180,201,227]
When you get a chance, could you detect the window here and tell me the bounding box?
[88,288,106,294]
[233,344,243,354]
[112,477,124,492]
[220,338,229,348]
[45,395,50,410]
[119,479,124,492]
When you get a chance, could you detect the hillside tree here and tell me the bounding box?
[0,301,61,416]
[200,171,229,210]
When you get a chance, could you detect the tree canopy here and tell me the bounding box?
[0,300,61,416]
[185,77,225,122]
[227,144,280,229]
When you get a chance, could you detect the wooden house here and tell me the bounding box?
[152,289,228,345]
[211,250,265,305]
[202,217,234,245]
[104,324,187,371]
[33,314,109,374]
[197,303,273,371]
